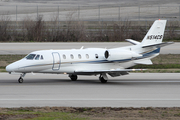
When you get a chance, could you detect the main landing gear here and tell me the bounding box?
[18,73,26,83]
[99,74,108,83]
[69,74,78,81]
[69,74,108,83]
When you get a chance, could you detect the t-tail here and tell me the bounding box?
[138,20,173,65]
[126,20,173,65]
[141,20,173,48]
[126,20,173,48]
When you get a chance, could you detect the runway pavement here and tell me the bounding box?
[0,42,178,55]
[0,73,180,108]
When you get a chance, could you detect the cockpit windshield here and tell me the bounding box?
[26,54,36,60]
[26,54,44,60]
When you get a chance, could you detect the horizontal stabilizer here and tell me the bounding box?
[134,59,152,65]
[142,42,173,48]
[126,39,141,45]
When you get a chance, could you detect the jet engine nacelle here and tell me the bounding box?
[104,49,142,61]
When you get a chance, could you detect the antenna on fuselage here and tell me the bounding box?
[80,46,84,49]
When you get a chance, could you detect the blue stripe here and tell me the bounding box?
[143,48,160,57]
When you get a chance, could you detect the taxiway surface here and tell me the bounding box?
[1,0,180,21]
[0,42,177,55]
[0,73,180,108]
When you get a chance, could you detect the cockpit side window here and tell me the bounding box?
[35,55,40,60]
[40,55,44,60]
[26,54,36,60]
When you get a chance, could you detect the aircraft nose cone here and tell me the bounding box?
[6,64,17,72]
[6,59,25,72]
[6,64,12,72]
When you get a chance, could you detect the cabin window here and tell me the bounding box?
[35,55,40,60]
[40,55,44,60]
[70,54,74,59]
[86,54,89,59]
[63,54,66,59]
[95,54,98,59]
[26,54,36,60]
[78,54,81,59]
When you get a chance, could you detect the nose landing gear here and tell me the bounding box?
[18,77,23,83]
[18,73,26,83]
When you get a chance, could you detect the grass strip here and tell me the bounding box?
[1,107,180,120]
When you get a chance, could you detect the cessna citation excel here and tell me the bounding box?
[6,20,173,83]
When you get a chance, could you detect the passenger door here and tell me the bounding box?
[52,52,60,70]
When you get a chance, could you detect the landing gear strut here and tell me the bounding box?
[99,74,108,83]
[18,73,26,83]
[69,74,78,81]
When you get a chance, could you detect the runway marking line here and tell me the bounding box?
[0,99,180,101]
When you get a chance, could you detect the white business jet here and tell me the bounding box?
[6,20,173,83]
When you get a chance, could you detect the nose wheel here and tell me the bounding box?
[18,73,26,83]
[18,77,24,83]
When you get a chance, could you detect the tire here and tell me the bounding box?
[18,77,23,83]
[99,76,107,83]
[70,75,78,81]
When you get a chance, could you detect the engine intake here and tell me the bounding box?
[104,50,109,59]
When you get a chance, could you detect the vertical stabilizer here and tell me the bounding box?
[141,20,167,46]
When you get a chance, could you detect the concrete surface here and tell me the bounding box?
[0,0,179,21]
[0,73,180,108]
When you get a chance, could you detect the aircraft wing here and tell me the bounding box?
[74,69,145,74]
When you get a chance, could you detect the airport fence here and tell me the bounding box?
[0,5,180,22]
[0,5,180,42]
